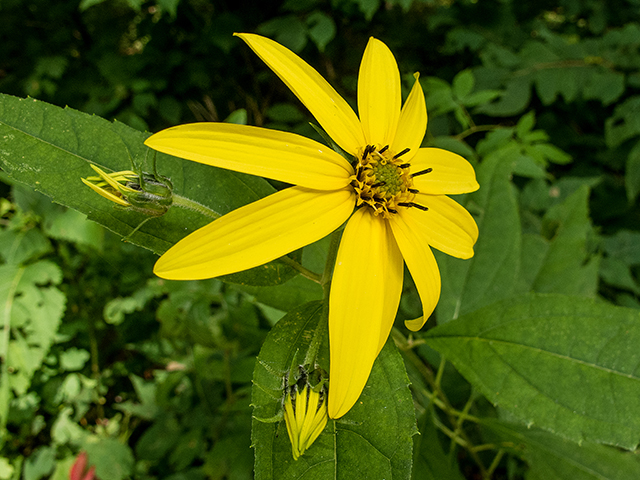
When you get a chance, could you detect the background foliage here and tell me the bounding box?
[2,0,640,478]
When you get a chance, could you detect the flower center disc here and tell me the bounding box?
[351,144,417,219]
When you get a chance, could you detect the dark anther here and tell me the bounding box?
[393,147,411,159]
[362,145,375,160]
[371,181,386,188]
[399,163,411,169]
[387,208,398,214]
[408,188,419,194]
[411,168,433,177]
[378,145,389,154]
[398,202,429,211]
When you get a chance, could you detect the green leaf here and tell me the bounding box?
[256,16,308,52]
[529,185,599,295]
[1,260,65,404]
[252,301,416,479]
[412,412,465,480]
[477,75,531,117]
[485,420,640,480]
[0,94,299,286]
[436,145,521,322]
[452,69,475,99]
[59,348,91,371]
[357,0,381,21]
[626,139,640,202]
[605,96,640,148]
[425,293,640,449]
[84,437,135,480]
[306,11,336,52]
[600,257,640,294]
[22,446,55,480]
[602,229,640,265]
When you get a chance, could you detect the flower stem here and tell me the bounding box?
[172,194,221,219]
[321,229,343,296]
[279,256,322,284]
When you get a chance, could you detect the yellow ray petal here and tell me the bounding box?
[411,148,479,195]
[358,37,401,148]
[328,209,403,418]
[236,33,366,156]
[154,186,355,280]
[405,193,478,259]
[81,178,130,207]
[145,123,353,190]
[391,73,427,160]
[389,213,440,331]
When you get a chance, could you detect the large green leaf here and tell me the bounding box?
[412,411,465,480]
[436,145,521,323]
[0,94,298,286]
[484,420,640,480]
[525,185,599,295]
[425,293,640,449]
[252,301,416,479]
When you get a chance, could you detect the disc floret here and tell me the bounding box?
[352,144,425,219]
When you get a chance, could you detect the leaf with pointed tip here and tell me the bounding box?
[0,94,299,286]
[426,293,640,449]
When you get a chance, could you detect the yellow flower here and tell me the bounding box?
[145,34,479,419]
[82,164,173,216]
[283,384,328,460]
[82,165,139,207]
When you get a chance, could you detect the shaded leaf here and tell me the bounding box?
[436,145,521,322]
[252,301,416,479]
[485,420,640,480]
[426,293,640,449]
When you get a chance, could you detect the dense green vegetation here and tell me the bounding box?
[2,0,640,478]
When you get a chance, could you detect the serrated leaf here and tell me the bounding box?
[426,293,640,449]
[252,301,416,479]
[436,145,521,322]
[0,94,299,286]
[485,420,640,480]
[530,185,599,295]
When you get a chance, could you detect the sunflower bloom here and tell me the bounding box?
[145,34,479,419]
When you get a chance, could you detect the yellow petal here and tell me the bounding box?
[411,148,479,195]
[405,193,478,259]
[81,178,130,207]
[145,123,353,190]
[236,33,366,156]
[328,209,403,418]
[389,213,440,331]
[154,186,355,280]
[391,73,427,160]
[404,316,424,331]
[358,37,401,148]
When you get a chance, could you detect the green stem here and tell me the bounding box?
[172,194,222,219]
[303,229,342,367]
[454,124,502,141]
[321,229,342,295]
[279,256,322,284]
